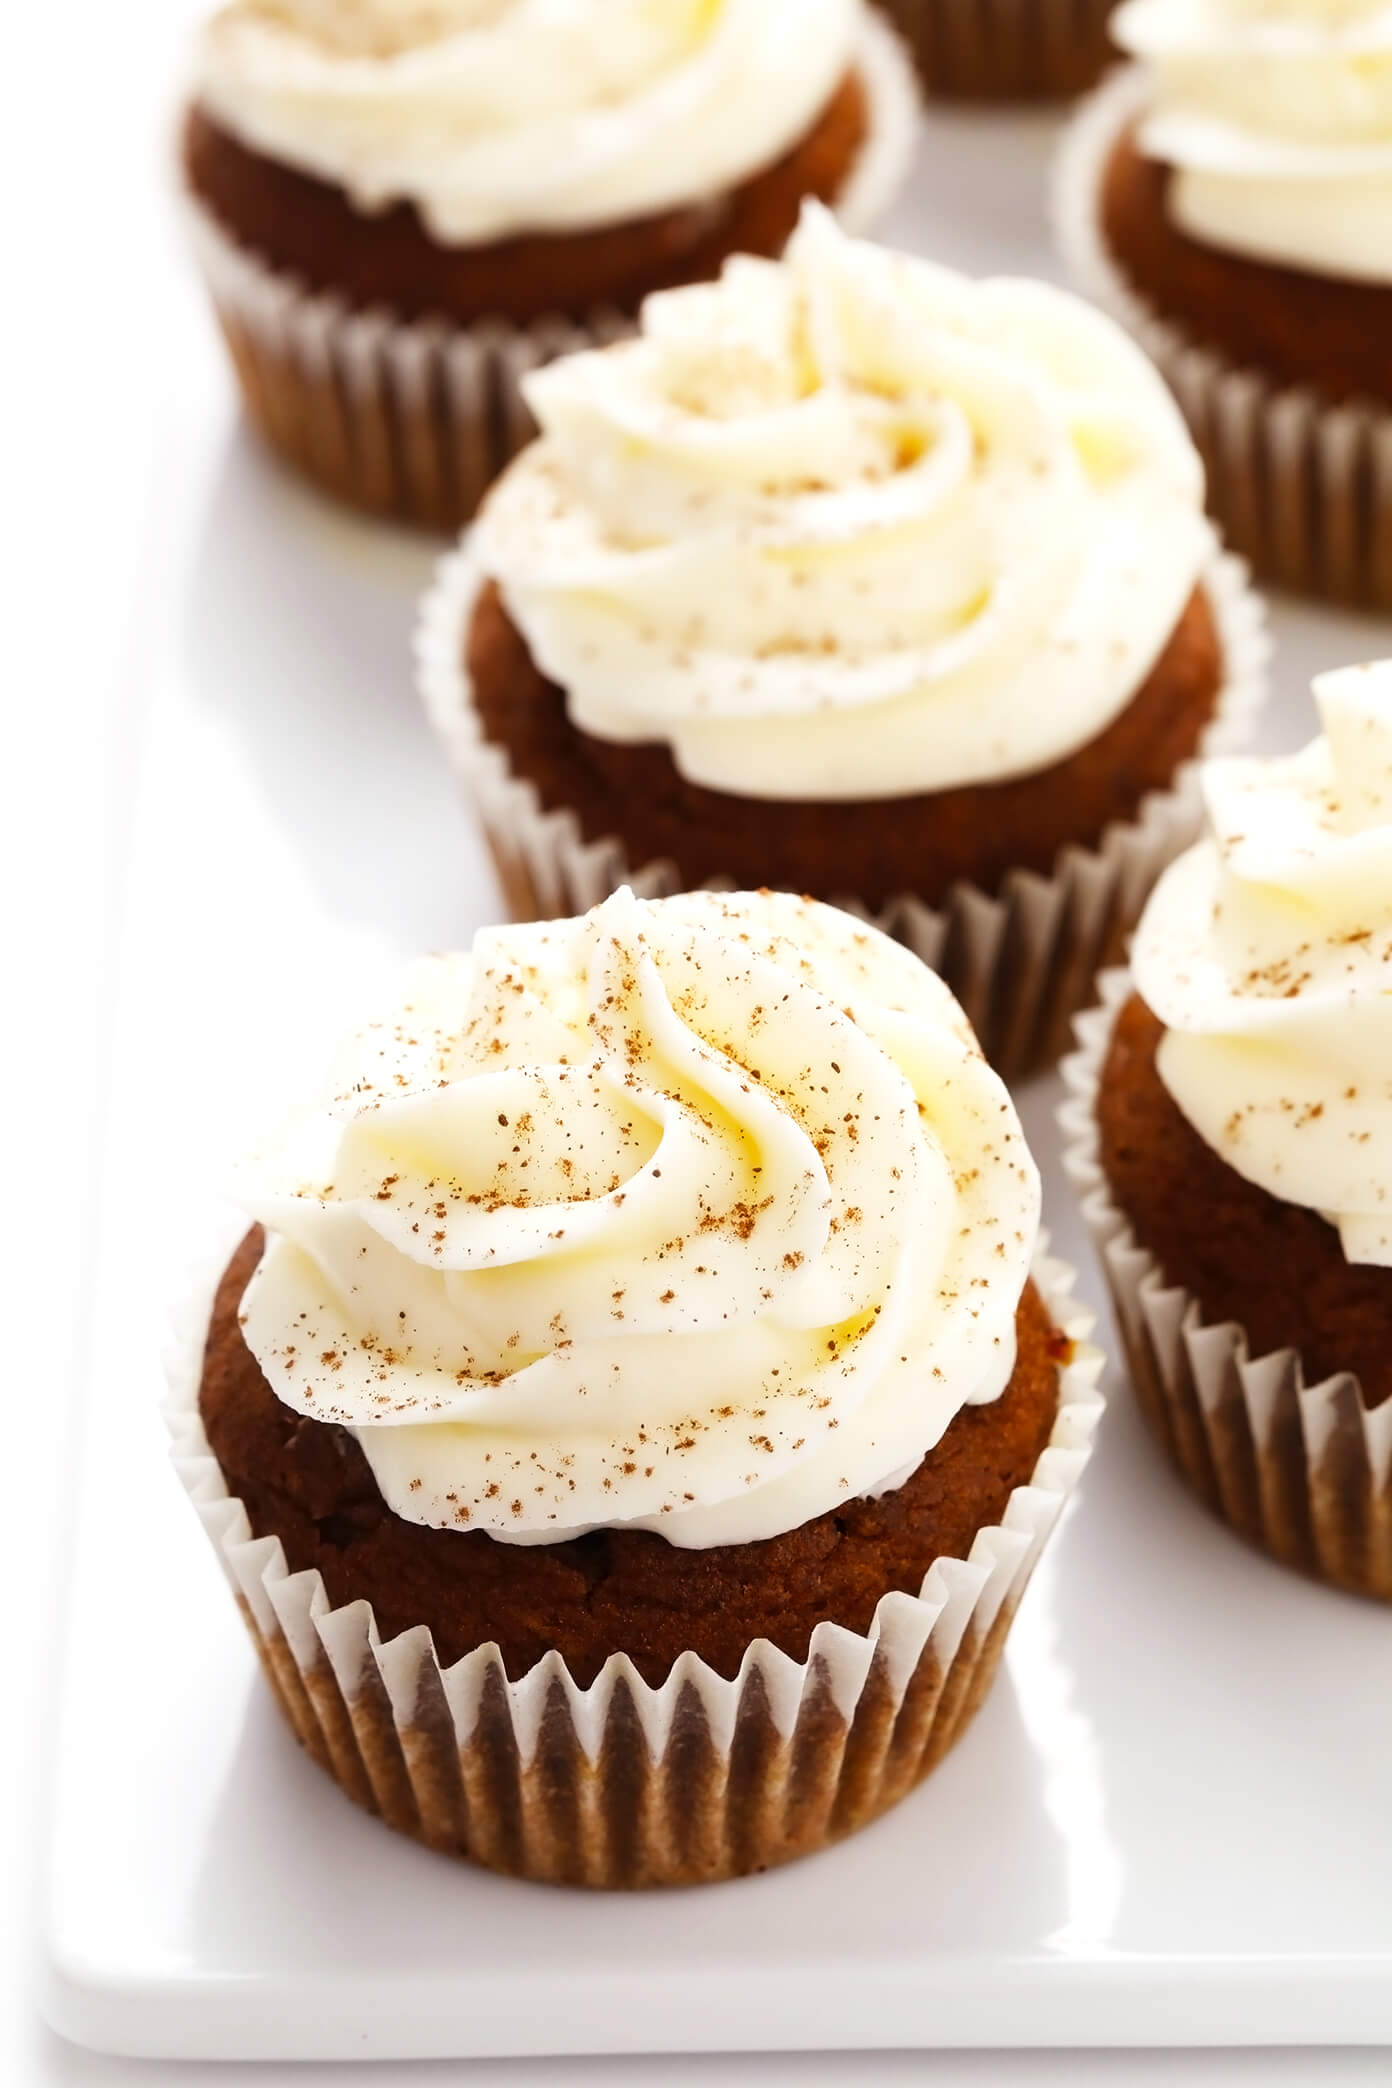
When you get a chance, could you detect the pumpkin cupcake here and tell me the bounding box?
[872,0,1117,102]
[1063,663,1392,1600]
[1057,0,1392,606]
[181,0,918,529]
[169,886,1102,1886]
[418,204,1268,1076]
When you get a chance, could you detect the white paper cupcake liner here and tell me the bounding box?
[1054,68,1392,609]
[415,541,1269,1080]
[872,0,1116,100]
[1059,971,1392,1601]
[166,1229,1102,1887]
[181,12,919,533]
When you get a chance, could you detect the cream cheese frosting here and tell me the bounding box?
[1133,660,1392,1265]
[194,0,860,245]
[473,204,1211,802]
[1114,0,1392,282]
[233,887,1041,1548]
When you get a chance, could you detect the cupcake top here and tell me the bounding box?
[194,0,860,244]
[473,205,1210,803]
[233,887,1041,1549]
[1133,660,1392,1265]
[1114,0,1392,282]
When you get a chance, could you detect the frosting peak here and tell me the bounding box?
[234,889,1041,1547]
[194,0,860,244]
[1115,0,1392,282]
[475,205,1210,802]
[1133,660,1392,1265]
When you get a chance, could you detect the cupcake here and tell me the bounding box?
[181,0,918,530]
[418,204,1268,1077]
[1057,0,1392,606]
[1062,664,1392,1600]
[169,886,1102,1886]
[872,0,1117,102]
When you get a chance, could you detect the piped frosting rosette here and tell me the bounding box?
[473,201,1213,803]
[232,887,1040,1548]
[421,208,1269,1073]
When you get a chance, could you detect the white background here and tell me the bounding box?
[5,3,1389,2081]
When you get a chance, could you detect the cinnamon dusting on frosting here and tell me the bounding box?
[233,887,1039,1547]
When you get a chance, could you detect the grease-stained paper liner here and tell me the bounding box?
[1060,972,1392,1601]
[873,0,1116,100]
[181,13,919,533]
[165,1236,1102,1887]
[415,542,1268,1081]
[1055,68,1392,610]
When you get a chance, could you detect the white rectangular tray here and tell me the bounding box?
[41,106,1392,2065]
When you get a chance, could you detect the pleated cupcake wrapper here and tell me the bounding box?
[1055,68,1392,610]
[415,540,1268,1081]
[1059,971,1392,1601]
[872,0,1115,100]
[181,12,919,533]
[165,1234,1102,1887]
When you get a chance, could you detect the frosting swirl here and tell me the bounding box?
[1115,0,1392,282]
[234,888,1041,1548]
[473,205,1210,802]
[1133,661,1392,1266]
[194,0,860,245]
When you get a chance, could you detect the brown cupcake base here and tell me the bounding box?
[874,0,1116,99]
[222,1522,1031,1886]
[184,76,867,330]
[465,580,1223,913]
[201,1229,1064,1689]
[418,539,1267,1078]
[1061,975,1392,1603]
[170,1233,1103,1884]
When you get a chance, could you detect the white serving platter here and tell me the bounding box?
[40,102,1392,2065]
